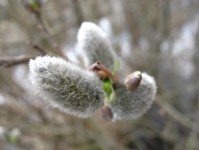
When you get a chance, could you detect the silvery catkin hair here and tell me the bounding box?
[77,22,116,70]
[109,72,157,121]
[29,56,105,118]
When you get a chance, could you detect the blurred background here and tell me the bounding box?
[0,0,199,150]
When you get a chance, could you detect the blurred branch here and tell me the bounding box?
[29,42,47,55]
[20,0,69,60]
[185,129,198,150]
[37,15,52,35]
[157,99,199,132]
[71,0,84,26]
[0,44,47,67]
[0,55,38,67]
[88,119,131,150]
[0,41,71,68]
[35,12,69,60]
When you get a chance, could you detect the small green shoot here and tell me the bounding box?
[112,60,120,75]
[103,77,116,103]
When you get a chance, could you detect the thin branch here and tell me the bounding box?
[0,43,48,67]
[35,15,69,60]
[28,42,47,55]
[71,0,84,26]
[20,0,69,61]
[33,45,46,54]
[0,55,38,67]
[156,99,199,132]
[0,43,70,68]
[36,15,52,36]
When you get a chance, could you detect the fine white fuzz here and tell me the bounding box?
[29,56,105,118]
[77,22,116,70]
[110,73,157,121]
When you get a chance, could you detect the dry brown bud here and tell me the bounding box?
[88,61,117,81]
[98,70,108,80]
[124,71,142,91]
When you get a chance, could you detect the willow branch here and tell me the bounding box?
[29,42,47,55]
[0,43,49,67]
[156,99,199,132]
[36,15,69,60]
[0,55,38,67]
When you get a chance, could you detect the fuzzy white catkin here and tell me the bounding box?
[110,73,157,121]
[77,22,117,70]
[29,56,105,118]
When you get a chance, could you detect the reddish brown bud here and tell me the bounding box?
[88,61,117,81]
[98,70,108,80]
[124,71,142,91]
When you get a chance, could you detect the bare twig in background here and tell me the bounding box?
[34,11,69,60]
[20,0,69,61]
[0,42,69,68]
[34,15,69,60]
[37,17,69,60]
[29,42,47,55]
[0,55,38,67]
[71,0,84,26]
[185,126,198,150]
[157,100,199,132]
[0,43,47,67]
[36,15,52,35]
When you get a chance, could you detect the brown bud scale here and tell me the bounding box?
[125,71,142,91]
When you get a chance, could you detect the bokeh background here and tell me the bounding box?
[0,0,199,150]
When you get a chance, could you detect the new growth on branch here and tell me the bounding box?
[29,22,157,121]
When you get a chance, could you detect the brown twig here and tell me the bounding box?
[35,15,69,60]
[0,55,38,67]
[72,0,84,26]
[21,0,68,61]
[0,43,68,68]
[156,99,199,132]
[28,42,47,55]
[0,43,48,67]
